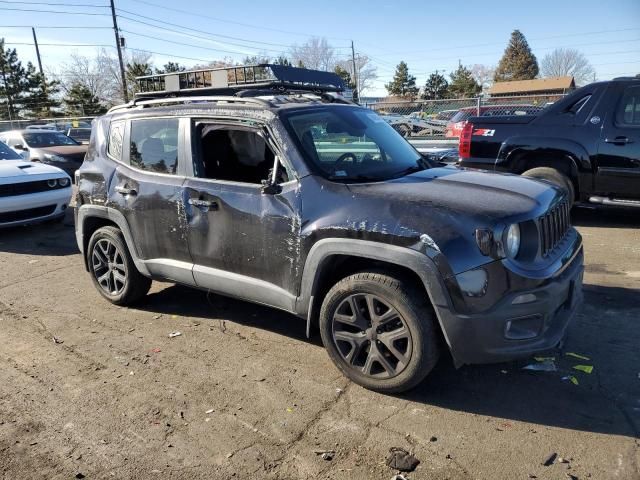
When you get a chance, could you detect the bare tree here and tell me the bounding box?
[53,52,119,106]
[471,64,495,92]
[289,37,335,71]
[541,48,595,86]
[335,54,377,97]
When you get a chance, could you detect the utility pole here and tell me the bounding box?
[32,28,44,78]
[434,69,439,100]
[110,0,128,102]
[351,40,358,102]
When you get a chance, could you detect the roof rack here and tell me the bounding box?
[135,64,345,99]
[107,96,270,114]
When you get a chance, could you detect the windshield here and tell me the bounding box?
[23,131,79,148]
[0,141,22,160]
[282,107,426,182]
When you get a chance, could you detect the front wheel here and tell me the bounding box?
[319,272,440,393]
[87,226,151,305]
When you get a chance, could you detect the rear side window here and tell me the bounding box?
[617,86,640,126]
[129,118,179,174]
[107,120,125,160]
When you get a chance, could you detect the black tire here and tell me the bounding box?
[87,226,151,305]
[319,272,440,393]
[522,167,575,207]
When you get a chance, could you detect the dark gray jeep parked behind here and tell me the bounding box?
[75,65,584,392]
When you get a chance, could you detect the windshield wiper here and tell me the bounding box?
[327,173,381,182]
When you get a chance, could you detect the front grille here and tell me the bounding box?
[0,180,63,197]
[0,205,57,223]
[539,201,571,257]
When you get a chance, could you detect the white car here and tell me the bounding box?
[0,141,72,227]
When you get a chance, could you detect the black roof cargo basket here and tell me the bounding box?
[135,64,345,98]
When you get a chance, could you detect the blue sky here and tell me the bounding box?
[2,0,639,96]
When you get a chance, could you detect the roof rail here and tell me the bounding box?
[107,96,271,114]
[612,75,640,81]
[134,64,345,99]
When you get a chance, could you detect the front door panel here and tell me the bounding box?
[184,178,301,304]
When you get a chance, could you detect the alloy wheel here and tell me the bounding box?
[91,238,127,296]
[332,293,413,378]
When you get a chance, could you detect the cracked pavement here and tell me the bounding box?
[0,207,638,479]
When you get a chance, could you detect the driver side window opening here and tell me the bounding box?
[194,123,288,185]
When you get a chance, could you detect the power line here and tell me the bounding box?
[0,6,109,14]
[116,10,351,51]
[126,0,353,42]
[0,25,112,29]
[374,27,640,57]
[5,41,113,47]
[0,0,107,6]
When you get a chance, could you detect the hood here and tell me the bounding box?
[0,160,69,183]
[38,145,87,158]
[343,166,563,274]
[347,166,560,223]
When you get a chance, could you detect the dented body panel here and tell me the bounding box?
[76,99,584,367]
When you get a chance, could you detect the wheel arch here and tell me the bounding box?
[76,205,150,276]
[297,239,453,346]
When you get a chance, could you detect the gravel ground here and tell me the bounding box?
[0,207,638,480]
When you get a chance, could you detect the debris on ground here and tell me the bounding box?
[566,352,590,361]
[75,474,85,479]
[534,356,555,362]
[151,347,161,353]
[562,376,580,385]
[391,475,409,480]
[543,452,557,466]
[573,365,594,374]
[168,331,182,338]
[53,336,63,344]
[205,409,214,414]
[558,456,570,464]
[386,447,420,472]
[226,452,233,458]
[523,361,557,372]
[430,436,437,442]
[313,449,336,461]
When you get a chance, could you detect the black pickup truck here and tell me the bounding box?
[458,76,640,208]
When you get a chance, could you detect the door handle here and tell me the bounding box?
[188,198,218,210]
[114,185,137,196]
[604,136,634,145]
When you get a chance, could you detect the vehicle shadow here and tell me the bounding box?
[139,283,322,347]
[402,283,640,438]
[139,282,639,438]
[572,206,640,228]
[0,208,78,256]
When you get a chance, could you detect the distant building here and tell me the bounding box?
[489,76,576,97]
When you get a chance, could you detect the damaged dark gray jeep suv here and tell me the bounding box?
[75,65,584,392]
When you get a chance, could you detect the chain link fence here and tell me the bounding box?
[0,116,96,134]
[363,93,567,140]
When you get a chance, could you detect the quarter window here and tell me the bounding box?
[130,118,179,174]
[107,120,125,160]
[617,86,640,126]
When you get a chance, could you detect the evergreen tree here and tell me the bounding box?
[334,65,358,102]
[126,61,152,97]
[422,72,449,100]
[0,39,59,119]
[63,83,107,116]
[273,56,291,66]
[155,62,186,74]
[494,30,539,82]
[385,61,418,97]
[449,64,482,98]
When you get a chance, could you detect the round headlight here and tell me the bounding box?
[58,177,70,187]
[505,223,521,259]
[47,179,57,188]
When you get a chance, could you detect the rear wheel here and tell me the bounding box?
[87,226,151,305]
[319,272,440,393]
[522,167,575,207]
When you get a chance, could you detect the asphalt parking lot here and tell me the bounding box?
[0,207,638,480]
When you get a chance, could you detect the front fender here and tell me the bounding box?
[297,238,457,349]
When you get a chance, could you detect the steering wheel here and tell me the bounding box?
[333,152,358,171]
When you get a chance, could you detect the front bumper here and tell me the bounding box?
[0,188,72,227]
[435,243,584,366]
